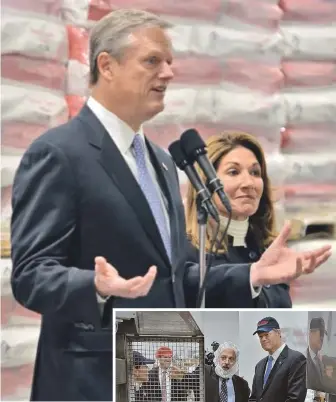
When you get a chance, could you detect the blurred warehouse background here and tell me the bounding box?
[1,0,336,400]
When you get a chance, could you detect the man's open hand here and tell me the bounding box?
[94,256,157,298]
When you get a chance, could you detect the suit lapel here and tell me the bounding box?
[146,140,179,268]
[77,105,171,268]
[258,357,268,396]
[209,367,220,401]
[153,367,161,399]
[232,376,239,402]
[262,346,288,396]
[307,348,323,378]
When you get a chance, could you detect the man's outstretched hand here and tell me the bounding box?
[94,257,157,298]
[250,222,332,287]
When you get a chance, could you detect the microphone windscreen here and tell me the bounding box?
[180,128,206,158]
[168,140,188,170]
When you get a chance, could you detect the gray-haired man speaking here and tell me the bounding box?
[10,6,331,401]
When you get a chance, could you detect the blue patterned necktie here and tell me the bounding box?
[263,355,274,387]
[132,134,171,260]
[220,378,228,402]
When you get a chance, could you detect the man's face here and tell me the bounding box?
[219,348,236,371]
[134,365,149,383]
[258,330,281,353]
[309,329,323,352]
[325,365,333,378]
[158,356,172,369]
[109,26,174,126]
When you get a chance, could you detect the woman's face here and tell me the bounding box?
[214,146,264,220]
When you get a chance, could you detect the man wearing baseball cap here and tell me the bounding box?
[249,317,307,402]
[307,317,336,395]
[131,351,155,401]
[142,346,188,401]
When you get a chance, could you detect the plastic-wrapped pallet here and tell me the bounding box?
[1,326,40,401]
[2,79,69,155]
[280,0,336,23]
[1,3,68,400]
[279,1,336,223]
[65,24,90,117]
[1,7,69,154]
[1,192,41,402]
[1,6,68,91]
[148,18,286,154]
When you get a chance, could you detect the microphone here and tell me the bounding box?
[180,129,232,213]
[168,140,219,222]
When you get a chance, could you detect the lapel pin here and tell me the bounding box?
[162,162,168,171]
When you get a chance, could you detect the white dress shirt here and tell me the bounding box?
[159,367,171,402]
[86,97,171,303]
[218,377,235,402]
[308,347,323,372]
[87,96,170,231]
[265,343,287,373]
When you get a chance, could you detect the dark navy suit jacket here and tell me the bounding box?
[249,346,307,402]
[11,105,259,400]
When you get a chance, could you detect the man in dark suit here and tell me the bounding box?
[249,317,307,402]
[10,6,332,402]
[141,346,188,401]
[131,351,155,402]
[205,341,250,402]
[307,317,336,395]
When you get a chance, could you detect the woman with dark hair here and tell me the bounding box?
[184,131,302,308]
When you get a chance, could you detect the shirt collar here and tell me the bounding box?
[220,215,248,247]
[270,343,286,362]
[309,347,319,359]
[87,96,145,155]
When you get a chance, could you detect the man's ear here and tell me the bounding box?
[96,52,117,82]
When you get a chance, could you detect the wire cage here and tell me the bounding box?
[116,312,204,402]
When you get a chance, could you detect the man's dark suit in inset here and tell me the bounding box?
[249,345,307,402]
[141,366,188,401]
[307,349,336,395]
[205,364,250,402]
[307,347,326,394]
[306,317,336,395]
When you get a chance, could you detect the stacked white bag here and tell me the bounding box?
[279,0,336,219]
[1,1,68,400]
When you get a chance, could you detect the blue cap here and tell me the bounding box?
[253,317,280,335]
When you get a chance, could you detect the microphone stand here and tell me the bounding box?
[196,196,208,308]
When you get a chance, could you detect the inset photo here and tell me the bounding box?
[115,310,336,402]
[115,311,204,402]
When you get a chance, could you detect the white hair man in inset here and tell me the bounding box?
[205,342,250,402]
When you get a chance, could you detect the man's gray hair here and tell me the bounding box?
[89,9,172,85]
[214,342,239,366]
